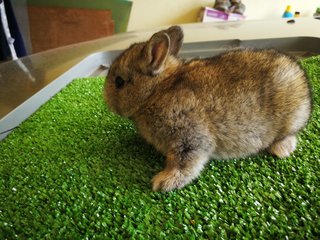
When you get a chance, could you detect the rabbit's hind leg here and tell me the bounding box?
[152,149,210,192]
[268,135,297,158]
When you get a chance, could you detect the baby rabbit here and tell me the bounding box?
[104,26,312,192]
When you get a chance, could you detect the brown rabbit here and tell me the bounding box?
[104,26,312,192]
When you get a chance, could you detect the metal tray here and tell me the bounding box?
[1,37,320,140]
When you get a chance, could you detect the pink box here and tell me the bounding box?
[199,6,245,22]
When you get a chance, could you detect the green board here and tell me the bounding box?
[27,0,132,32]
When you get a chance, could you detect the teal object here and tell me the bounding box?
[282,5,293,18]
[283,12,293,18]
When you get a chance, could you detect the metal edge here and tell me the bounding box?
[1,36,319,140]
[0,50,120,140]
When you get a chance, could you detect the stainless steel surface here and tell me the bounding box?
[0,50,120,139]
[179,37,320,59]
[1,18,320,140]
[0,33,134,119]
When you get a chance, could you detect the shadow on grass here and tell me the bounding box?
[78,116,165,192]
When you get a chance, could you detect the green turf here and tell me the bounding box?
[1,56,320,239]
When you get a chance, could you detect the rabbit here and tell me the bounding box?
[104,26,312,192]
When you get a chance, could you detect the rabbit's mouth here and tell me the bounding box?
[106,98,121,116]
[104,88,119,115]
[105,95,128,117]
[107,103,118,115]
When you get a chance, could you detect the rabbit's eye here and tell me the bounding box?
[115,76,125,89]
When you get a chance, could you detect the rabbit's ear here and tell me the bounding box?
[165,26,184,56]
[144,32,170,75]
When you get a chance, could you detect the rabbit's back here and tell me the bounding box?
[153,49,311,158]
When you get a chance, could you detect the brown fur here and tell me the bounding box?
[104,26,312,191]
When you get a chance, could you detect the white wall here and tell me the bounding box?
[245,0,318,19]
[127,0,319,31]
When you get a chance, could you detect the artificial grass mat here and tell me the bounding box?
[0,56,320,239]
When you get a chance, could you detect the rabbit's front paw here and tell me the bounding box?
[152,169,187,192]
